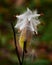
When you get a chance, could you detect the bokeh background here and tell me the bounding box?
[0,0,52,65]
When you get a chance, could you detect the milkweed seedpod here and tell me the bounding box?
[15,8,41,52]
[19,26,33,52]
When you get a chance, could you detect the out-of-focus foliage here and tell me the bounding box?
[0,0,52,65]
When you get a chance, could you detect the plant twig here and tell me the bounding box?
[11,22,22,65]
[21,41,27,65]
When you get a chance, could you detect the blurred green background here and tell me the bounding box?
[0,0,52,65]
